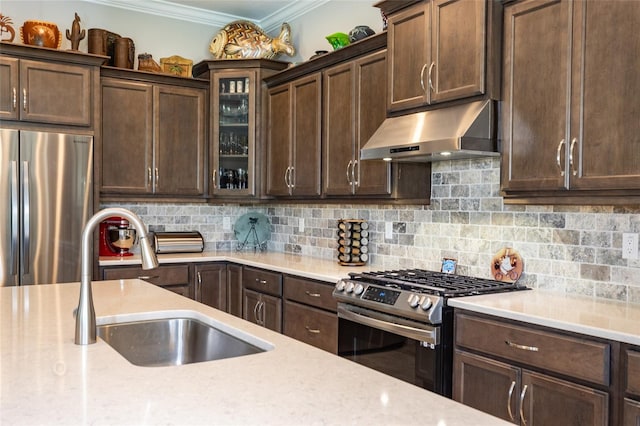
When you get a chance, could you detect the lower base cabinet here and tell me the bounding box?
[453,310,611,425]
[226,263,243,318]
[242,267,283,332]
[194,263,227,311]
[454,350,608,425]
[283,275,337,353]
[625,347,640,425]
[243,288,282,332]
[101,264,192,298]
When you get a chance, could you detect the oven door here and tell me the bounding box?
[337,303,449,396]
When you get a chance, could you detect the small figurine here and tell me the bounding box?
[66,12,85,51]
[209,21,295,59]
[0,13,16,42]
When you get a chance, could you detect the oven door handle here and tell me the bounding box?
[338,304,439,345]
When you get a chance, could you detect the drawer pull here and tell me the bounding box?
[519,384,528,425]
[256,278,268,285]
[305,291,321,298]
[138,275,160,280]
[507,381,516,421]
[305,326,321,334]
[505,340,539,352]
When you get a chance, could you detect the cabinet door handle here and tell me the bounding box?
[419,63,428,92]
[154,167,159,187]
[253,300,260,323]
[284,166,290,188]
[305,326,321,334]
[346,160,353,184]
[507,381,516,421]
[427,61,435,92]
[556,139,566,176]
[196,271,202,301]
[22,88,27,111]
[569,137,578,176]
[12,87,17,110]
[258,300,265,326]
[305,291,321,298]
[505,340,539,352]
[212,169,217,187]
[519,384,528,425]
[289,166,295,188]
[352,160,359,187]
[147,167,152,187]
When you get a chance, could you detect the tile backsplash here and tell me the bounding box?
[104,157,640,304]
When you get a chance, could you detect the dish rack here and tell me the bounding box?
[337,219,369,266]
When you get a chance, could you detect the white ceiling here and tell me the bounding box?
[84,0,330,32]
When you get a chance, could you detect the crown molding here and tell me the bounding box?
[83,0,329,33]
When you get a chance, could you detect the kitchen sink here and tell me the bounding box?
[98,317,265,367]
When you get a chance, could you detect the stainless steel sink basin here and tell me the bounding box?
[98,317,265,367]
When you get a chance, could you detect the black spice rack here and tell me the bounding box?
[337,219,369,266]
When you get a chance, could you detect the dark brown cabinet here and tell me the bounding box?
[101,264,193,298]
[0,44,103,127]
[266,73,322,197]
[501,0,640,203]
[226,263,243,318]
[242,266,282,332]
[453,311,610,425]
[322,48,430,201]
[323,50,390,197]
[283,275,337,353]
[384,0,488,112]
[194,263,227,311]
[192,60,288,200]
[100,71,207,198]
[624,347,640,426]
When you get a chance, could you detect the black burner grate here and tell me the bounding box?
[349,269,527,297]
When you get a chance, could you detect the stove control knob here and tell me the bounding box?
[419,296,433,311]
[335,280,346,292]
[354,284,364,295]
[345,282,355,293]
[408,294,420,308]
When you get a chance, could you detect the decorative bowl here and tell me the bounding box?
[20,20,61,49]
[325,32,350,50]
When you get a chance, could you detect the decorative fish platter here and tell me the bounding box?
[209,21,295,60]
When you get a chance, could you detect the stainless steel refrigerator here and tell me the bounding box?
[1,129,93,286]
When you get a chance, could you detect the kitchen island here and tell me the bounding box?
[1,279,509,425]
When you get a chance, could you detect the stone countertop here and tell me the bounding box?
[0,280,509,425]
[448,290,640,346]
[100,251,640,346]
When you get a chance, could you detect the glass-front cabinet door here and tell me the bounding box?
[212,71,256,196]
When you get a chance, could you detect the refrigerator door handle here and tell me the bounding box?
[10,161,18,276]
[22,161,30,275]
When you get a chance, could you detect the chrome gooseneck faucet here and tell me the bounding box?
[75,207,158,345]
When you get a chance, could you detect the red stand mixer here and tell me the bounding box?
[99,216,136,256]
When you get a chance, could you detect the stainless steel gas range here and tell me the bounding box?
[333,269,528,397]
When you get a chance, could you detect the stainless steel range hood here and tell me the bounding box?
[360,100,498,162]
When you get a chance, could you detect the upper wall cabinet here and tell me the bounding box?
[501,0,640,204]
[322,49,431,201]
[266,73,322,198]
[265,33,430,203]
[100,69,207,199]
[0,43,105,128]
[382,0,493,112]
[192,60,289,201]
